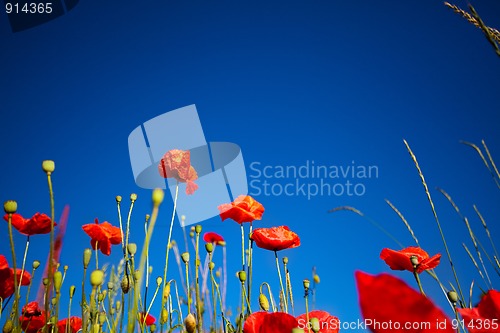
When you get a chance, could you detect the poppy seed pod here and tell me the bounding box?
[447,290,458,304]
[410,255,419,267]
[121,275,131,293]
[90,270,104,287]
[53,271,63,293]
[42,160,55,173]
[283,257,289,265]
[99,312,106,325]
[181,252,190,263]
[116,196,122,203]
[3,200,17,214]
[238,271,246,282]
[127,243,137,256]
[156,276,162,286]
[205,243,213,253]
[184,313,196,333]
[160,308,168,325]
[152,188,164,205]
[208,262,215,270]
[83,248,92,269]
[130,193,138,202]
[195,225,202,234]
[259,293,270,311]
[32,260,40,269]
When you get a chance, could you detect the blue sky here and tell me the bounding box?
[1,0,500,329]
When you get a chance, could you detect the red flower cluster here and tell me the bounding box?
[244,310,339,333]
[19,301,82,333]
[57,316,82,333]
[82,219,122,256]
[3,212,54,236]
[251,226,300,252]
[0,254,31,300]
[458,290,500,333]
[296,310,340,333]
[158,149,199,195]
[380,246,441,274]
[218,195,264,224]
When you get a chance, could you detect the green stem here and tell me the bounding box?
[413,269,425,296]
[195,232,202,333]
[274,251,288,313]
[7,214,20,330]
[240,224,245,271]
[246,223,253,314]
[185,262,191,314]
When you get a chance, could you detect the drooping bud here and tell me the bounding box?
[90,270,104,287]
[42,160,55,174]
[3,200,17,214]
[184,313,196,333]
[83,248,92,269]
[259,293,270,311]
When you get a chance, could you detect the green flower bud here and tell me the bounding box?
[3,200,17,214]
[156,276,162,286]
[83,248,92,269]
[107,282,114,290]
[313,274,320,284]
[410,255,419,267]
[121,275,131,294]
[42,160,55,173]
[116,195,122,203]
[310,317,320,333]
[160,308,168,325]
[3,319,13,333]
[53,271,63,293]
[133,270,141,282]
[130,193,138,202]
[184,313,196,333]
[259,293,270,311]
[238,271,246,282]
[32,260,40,270]
[150,323,157,332]
[51,297,57,306]
[205,243,214,253]
[115,301,121,311]
[127,243,137,256]
[303,279,310,290]
[69,285,76,298]
[152,188,164,205]
[90,270,104,287]
[99,312,106,325]
[163,283,171,300]
[145,214,150,222]
[97,293,104,302]
[208,262,215,270]
[181,252,190,264]
[447,290,458,304]
[195,225,202,234]
[43,278,49,286]
[189,232,194,238]
[282,257,288,265]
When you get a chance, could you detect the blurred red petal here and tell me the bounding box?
[244,311,298,333]
[458,290,500,333]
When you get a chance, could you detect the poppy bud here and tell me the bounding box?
[107,282,114,290]
[205,243,213,253]
[121,275,131,294]
[195,225,202,234]
[3,200,17,214]
[54,271,63,293]
[51,297,57,306]
[163,282,171,300]
[410,255,419,267]
[156,276,162,286]
[127,243,137,256]
[283,257,289,265]
[90,270,104,287]
[190,226,195,232]
[32,260,40,270]
[238,271,246,282]
[259,293,270,311]
[116,196,122,203]
[447,290,458,304]
[98,292,105,302]
[130,193,138,202]
[313,274,320,284]
[134,270,141,281]
[116,301,121,311]
[181,252,190,263]
[83,248,92,269]
[303,279,310,290]
[160,308,168,325]
[69,285,76,298]
[43,278,49,286]
[184,313,196,333]
[2,319,13,333]
[310,317,320,333]
[63,265,68,272]
[208,262,215,270]
[99,312,106,325]
[42,160,55,174]
[152,188,164,205]
[189,232,194,238]
[91,323,99,333]
[151,324,157,332]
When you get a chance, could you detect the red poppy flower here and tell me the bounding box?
[380,246,441,274]
[296,310,340,333]
[82,219,122,256]
[19,301,47,333]
[218,195,264,224]
[57,316,83,333]
[158,149,198,195]
[3,213,55,236]
[355,271,454,333]
[138,312,156,326]
[203,232,225,246]
[0,255,31,299]
[244,311,298,333]
[458,290,500,333]
[251,226,300,252]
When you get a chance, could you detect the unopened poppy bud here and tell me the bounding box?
[259,294,270,311]
[121,275,130,294]
[90,270,104,287]
[83,248,92,269]
[115,301,121,311]
[98,293,105,302]
[43,278,49,286]
[189,232,194,238]
[32,260,40,270]
[151,324,157,332]
[303,279,310,290]
[116,196,122,203]
[160,308,168,325]
[283,257,288,265]
[208,262,215,270]
[107,282,114,290]
[130,193,138,202]
[3,200,17,214]
[163,283,171,300]
[63,265,68,272]
[181,252,190,264]
[152,188,164,205]
[238,271,246,282]
[447,290,458,304]
[156,276,162,286]
[184,313,196,333]
[42,160,55,174]
[2,319,13,333]
[313,274,320,284]
[51,297,57,306]
[310,317,320,333]
[205,243,213,253]
[133,270,141,281]
[99,312,106,325]
[69,285,76,298]
[410,255,419,267]
[127,243,137,256]
[195,225,202,234]
[91,323,99,333]
[190,226,195,232]
[53,271,62,293]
